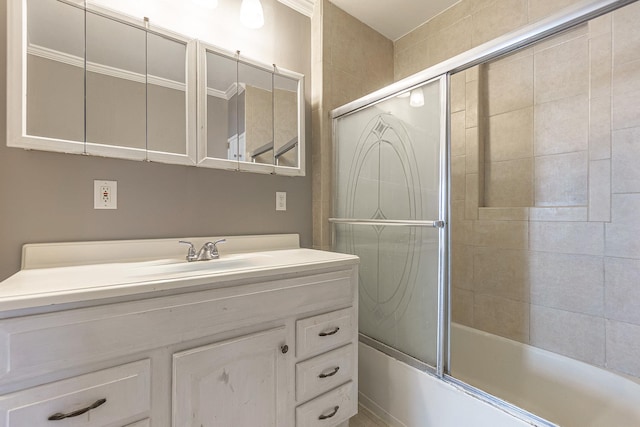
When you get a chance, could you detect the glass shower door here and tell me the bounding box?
[331,77,446,370]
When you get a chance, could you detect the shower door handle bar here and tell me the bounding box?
[328,218,445,228]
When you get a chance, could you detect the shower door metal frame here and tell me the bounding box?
[330,0,638,425]
[330,73,449,378]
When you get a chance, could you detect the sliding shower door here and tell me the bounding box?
[331,77,447,370]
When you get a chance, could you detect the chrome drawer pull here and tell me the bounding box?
[318,327,340,337]
[318,366,340,379]
[318,405,339,420]
[48,398,107,421]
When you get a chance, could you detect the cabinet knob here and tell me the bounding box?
[281,344,289,354]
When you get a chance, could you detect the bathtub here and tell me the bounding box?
[358,323,640,427]
[450,323,640,427]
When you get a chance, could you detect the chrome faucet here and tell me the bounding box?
[179,239,226,262]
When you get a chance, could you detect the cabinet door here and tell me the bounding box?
[173,327,290,427]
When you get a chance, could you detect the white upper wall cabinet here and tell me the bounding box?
[7,0,305,176]
[197,43,305,175]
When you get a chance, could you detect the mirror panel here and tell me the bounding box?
[203,49,238,167]
[238,61,274,168]
[273,74,299,169]
[147,33,189,158]
[85,11,147,157]
[26,0,84,145]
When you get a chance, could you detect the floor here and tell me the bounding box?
[349,405,390,426]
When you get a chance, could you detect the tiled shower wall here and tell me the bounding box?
[444,2,638,378]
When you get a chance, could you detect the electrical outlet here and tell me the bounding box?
[94,180,117,209]
[276,192,286,211]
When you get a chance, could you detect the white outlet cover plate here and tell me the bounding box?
[94,180,117,209]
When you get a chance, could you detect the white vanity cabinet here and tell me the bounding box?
[173,327,290,427]
[0,237,358,427]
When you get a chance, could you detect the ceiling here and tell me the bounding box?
[329,0,461,41]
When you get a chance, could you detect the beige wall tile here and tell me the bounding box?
[529,221,604,255]
[452,219,474,245]
[451,72,466,113]
[451,110,466,157]
[452,243,474,291]
[589,33,612,100]
[485,158,533,207]
[612,127,640,193]
[606,320,640,378]
[605,194,640,258]
[530,304,605,366]
[465,80,479,128]
[451,200,466,221]
[478,207,529,221]
[534,35,589,104]
[474,294,530,343]
[528,0,583,22]
[452,287,475,327]
[466,65,480,83]
[534,24,588,52]
[530,252,604,316]
[394,38,432,81]
[470,0,528,46]
[590,96,612,159]
[534,152,588,207]
[486,54,534,116]
[473,220,529,249]
[487,107,533,162]
[474,248,530,302]
[534,95,589,156]
[428,16,473,66]
[451,155,466,201]
[529,207,588,221]
[465,127,480,174]
[588,14,611,36]
[612,59,640,97]
[589,159,611,222]
[612,1,640,66]
[605,257,640,325]
[465,173,479,219]
[612,90,640,131]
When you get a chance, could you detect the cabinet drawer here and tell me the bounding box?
[296,308,354,359]
[296,344,354,403]
[295,381,356,427]
[0,360,150,427]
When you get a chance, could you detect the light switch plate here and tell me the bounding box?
[276,192,286,211]
[94,180,117,209]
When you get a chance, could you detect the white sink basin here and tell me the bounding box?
[133,253,274,276]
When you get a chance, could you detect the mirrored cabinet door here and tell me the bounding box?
[146,33,196,165]
[85,11,147,159]
[17,0,85,153]
[273,73,301,171]
[197,47,239,170]
[238,61,275,174]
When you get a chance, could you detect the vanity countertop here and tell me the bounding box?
[0,236,358,314]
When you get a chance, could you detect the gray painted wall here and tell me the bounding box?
[0,0,312,281]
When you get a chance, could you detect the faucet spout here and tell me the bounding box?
[196,239,227,261]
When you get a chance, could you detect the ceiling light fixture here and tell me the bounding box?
[192,0,219,9]
[241,0,264,29]
[409,88,424,107]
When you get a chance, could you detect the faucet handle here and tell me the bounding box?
[206,239,226,258]
[178,241,197,262]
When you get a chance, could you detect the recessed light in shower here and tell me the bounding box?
[409,88,424,107]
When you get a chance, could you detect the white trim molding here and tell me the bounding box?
[277,0,315,17]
